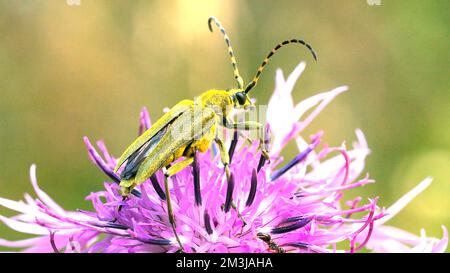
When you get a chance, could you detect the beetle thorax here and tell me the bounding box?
[198,89,234,116]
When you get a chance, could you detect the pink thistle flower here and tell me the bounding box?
[0,62,447,253]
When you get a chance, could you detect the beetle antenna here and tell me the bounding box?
[208,16,244,89]
[244,39,317,94]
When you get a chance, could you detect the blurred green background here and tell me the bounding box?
[0,0,448,249]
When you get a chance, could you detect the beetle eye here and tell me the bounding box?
[235,92,246,105]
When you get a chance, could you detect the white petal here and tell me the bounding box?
[354,128,369,151]
[376,177,432,226]
[0,215,49,235]
[29,164,66,215]
[284,62,306,95]
[274,68,285,95]
[0,198,39,215]
[0,236,50,248]
[0,197,59,223]
[294,85,348,133]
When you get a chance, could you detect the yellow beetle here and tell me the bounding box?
[114,16,317,250]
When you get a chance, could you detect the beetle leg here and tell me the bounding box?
[114,179,136,219]
[231,201,248,228]
[164,156,194,251]
[238,131,254,145]
[223,119,269,161]
[222,118,262,131]
[214,136,230,180]
[223,119,270,163]
[119,179,136,197]
[259,128,271,162]
[215,136,248,227]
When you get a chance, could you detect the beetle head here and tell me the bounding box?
[229,89,254,110]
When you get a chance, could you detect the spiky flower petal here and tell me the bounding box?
[0,62,446,253]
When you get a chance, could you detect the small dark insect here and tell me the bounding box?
[257,232,286,253]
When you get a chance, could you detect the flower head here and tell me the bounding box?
[0,62,447,253]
